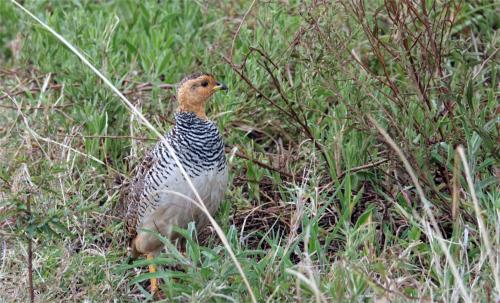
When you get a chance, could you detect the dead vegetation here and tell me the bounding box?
[1,0,498,301]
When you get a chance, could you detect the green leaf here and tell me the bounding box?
[354,207,373,229]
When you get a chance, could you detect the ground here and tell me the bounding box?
[0,0,499,302]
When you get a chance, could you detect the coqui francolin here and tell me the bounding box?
[120,73,228,294]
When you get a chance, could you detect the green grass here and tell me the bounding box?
[1,0,499,302]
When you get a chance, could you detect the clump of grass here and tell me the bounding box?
[0,0,498,302]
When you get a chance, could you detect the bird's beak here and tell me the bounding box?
[213,82,228,91]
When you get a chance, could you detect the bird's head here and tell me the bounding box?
[177,72,228,119]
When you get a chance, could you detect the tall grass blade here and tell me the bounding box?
[10,1,256,301]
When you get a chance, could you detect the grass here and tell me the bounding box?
[0,0,499,302]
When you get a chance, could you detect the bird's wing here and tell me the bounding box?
[121,150,158,241]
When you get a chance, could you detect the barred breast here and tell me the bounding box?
[123,112,228,244]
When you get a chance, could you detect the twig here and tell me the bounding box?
[0,81,175,102]
[11,3,257,300]
[16,165,36,303]
[253,48,331,168]
[223,54,296,120]
[7,94,123,176]
[53,132,385,182]
[0,84,65,101]
[27,194,34,303]
[123,83,175,95]
[229,148,299,180]
[337,158,389,179]
[52,133,156,141]
[229,0,257,61]
[457,146,500,295]
[368,115,472,302]
[223,50,332,170]
[51,132,303,180]
[472,48,499,79]
[0,103,72,110]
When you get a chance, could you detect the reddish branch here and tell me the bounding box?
[222,49,332,171]
[0,81,175,101]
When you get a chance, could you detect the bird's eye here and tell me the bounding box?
[201,81,209,87]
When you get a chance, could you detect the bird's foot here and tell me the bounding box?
[147,254,162,298]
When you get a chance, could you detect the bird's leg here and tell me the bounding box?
[179,238,186,255]
[147,254,159,295]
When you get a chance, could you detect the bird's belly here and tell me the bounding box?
[142,166,228,237]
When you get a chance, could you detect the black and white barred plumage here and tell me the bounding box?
[123,112,227,241]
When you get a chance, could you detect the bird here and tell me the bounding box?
[120,72,228,294]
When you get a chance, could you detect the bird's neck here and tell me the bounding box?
[174,111,210,127]
[177,94,207,120]
[178,104,207,120]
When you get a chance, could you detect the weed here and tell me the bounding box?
[0,0,498,302]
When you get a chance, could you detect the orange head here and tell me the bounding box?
[177,72,228,119]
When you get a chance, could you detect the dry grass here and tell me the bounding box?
[1,0,498,302]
